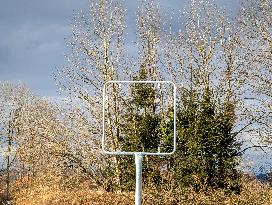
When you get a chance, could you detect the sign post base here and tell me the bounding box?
[135,153,143,205]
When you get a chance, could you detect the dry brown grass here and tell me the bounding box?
[143,178,272,205]
[14,187,134,205]
[11,176,272,205]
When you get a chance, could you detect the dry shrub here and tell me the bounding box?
[14,186,134,205]
[143,175,272,205]
[12,174,134,205]
[12,175,272,205]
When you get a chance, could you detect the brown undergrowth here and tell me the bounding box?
[11,175,272,205]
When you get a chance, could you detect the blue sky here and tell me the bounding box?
[0,0,88,96]
[0,0,240,97]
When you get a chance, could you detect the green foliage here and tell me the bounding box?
[172,88,241,192]
[114,65,241,193]
[117,68,171,190]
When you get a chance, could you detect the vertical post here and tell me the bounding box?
[135,153,143,205]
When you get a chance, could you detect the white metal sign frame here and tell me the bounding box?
[102,80,176,205]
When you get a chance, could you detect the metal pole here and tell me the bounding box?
[135,153,143,205]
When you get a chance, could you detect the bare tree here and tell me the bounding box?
[54,0,129,189]
[53,0,272,191]
[238,0,272,144]
[0,81,32,200]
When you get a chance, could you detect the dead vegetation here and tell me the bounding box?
[8,175,272,205]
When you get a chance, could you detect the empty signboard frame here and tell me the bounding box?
[102,81,176,205]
